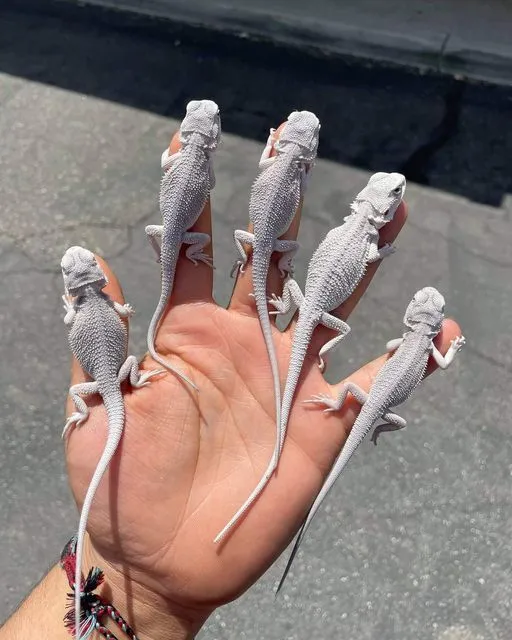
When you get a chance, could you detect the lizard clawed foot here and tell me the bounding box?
[277,258,294,279]
[303,393,338,412]
[451,335,466,352]
[186,248,214,268]
[230,261,246,278]
[122,303,135,317]
[62,294,74,313]
[133,368,166,388]
[62,412,87,439]
[379,243,396,258]
[268,293,286,315]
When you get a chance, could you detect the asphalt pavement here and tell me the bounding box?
[1,3,511,639]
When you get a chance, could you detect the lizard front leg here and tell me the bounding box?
[231,229,254,276]
[317,312,351,371]
[368,236,396,263]
[63,382,99,438]
[145,224,164,262]
[161,147,182,172]
[114,301,135,318]
[62,294,76,326]
[431,335,466,369]
[386,337,405,352]
[118,355,165,388]
[258,128,277,170]
[273,238,300,278]
[182,231,214,268]
[268,278,304,316]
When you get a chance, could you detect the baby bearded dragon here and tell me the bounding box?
[276,287,465,593]
[214,111,320,543]
[271,172,406,467]
[61,246,163,640]
[145,99,221,390]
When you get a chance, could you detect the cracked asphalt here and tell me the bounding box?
[1,2,512,639]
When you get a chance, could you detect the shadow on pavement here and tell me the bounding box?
[1,0,511,207]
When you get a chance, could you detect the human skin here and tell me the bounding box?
[0,125,462,640]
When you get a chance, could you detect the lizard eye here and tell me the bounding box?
[392,186,402,194]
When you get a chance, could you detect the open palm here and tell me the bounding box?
[64,128,460,634]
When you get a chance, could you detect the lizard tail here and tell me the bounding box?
[74,386,125,640]
[275,518,308,596]
[213,250,282,544]
[276,405,375,594]
[279,316,314,456]
[147,252,198,392]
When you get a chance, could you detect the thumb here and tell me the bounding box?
[67,254,127,390]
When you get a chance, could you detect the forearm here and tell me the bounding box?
[0,536,208,640]
[0,565,69,640]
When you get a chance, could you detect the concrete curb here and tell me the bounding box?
[71,0,512,86]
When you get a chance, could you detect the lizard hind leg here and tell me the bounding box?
[145,224,164,263]
[304,381,368,413]
[118,355,165,389]
[317,313,351,372]
[371,413,407,445]
[268,277,304,316]
[231,229,254,277]
[182,231,214,267]
[62,382,99,438]
[273,238,300,278]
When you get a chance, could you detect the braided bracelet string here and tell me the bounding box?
[60,537,139,640]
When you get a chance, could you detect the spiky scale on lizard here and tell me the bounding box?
[61,246,164,640]
[276,286,465,593]
[146,99,221,390]
[271,171,406,475]
[214,111,321,543]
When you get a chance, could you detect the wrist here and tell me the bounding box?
[84,535,211,640]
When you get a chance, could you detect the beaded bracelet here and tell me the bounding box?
[60,537,139,640]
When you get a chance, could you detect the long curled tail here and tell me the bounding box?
[147,252,198,391]
[74,387,125,640]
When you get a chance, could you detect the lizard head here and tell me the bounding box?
[404,286,445,335]
[180,99,221,150]
[275,110,321,162]
[355,172,406,228]
[61,246,108,294]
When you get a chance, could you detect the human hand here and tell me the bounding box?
[64,125,461,639]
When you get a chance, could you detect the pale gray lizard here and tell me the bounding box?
[60,246,164,640]
[146,99,220,389]
[276,286,465,593]
[270,172,406,468]
[214,111,320,543]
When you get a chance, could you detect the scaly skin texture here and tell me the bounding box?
[61,246,162,640]
[57,131,461,640]
[276,287,466,592]
[146,99,221,388]
[215,111,320,543]
[272,172,406,483]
